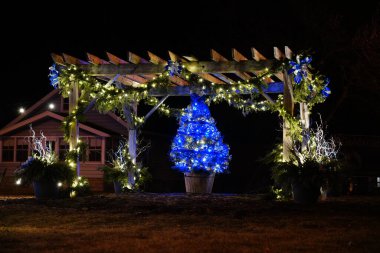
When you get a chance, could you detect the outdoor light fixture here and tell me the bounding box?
[49,103,55,110]
[19,107,25,114]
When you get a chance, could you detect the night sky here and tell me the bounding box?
[1,1,379,191]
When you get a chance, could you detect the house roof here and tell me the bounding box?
[2,89,129,135]
[4,89,60,127]
[0,111,110,137]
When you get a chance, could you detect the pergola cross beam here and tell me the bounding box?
[77,59,274,76]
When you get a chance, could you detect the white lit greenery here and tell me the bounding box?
[14,126,74,186]
[99,139,151,191]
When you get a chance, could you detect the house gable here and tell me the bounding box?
[3,90,129,136]
[0,111,110,137]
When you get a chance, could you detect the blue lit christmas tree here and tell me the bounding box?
[170,94,231,174]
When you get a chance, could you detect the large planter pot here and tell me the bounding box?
[184,172,215,193]
[292,183,320,204]
[32,180,59,200]
[113,181,123,195]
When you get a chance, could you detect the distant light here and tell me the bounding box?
[48,103,55,110]
[16,178,22,185]
[57,182,63,187]
[19,107,25,114]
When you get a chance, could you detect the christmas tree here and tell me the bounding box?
[170,94,231,174]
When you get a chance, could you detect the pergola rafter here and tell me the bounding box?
[52,47,298,176]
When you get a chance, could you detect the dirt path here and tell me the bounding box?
[1,194,380,252]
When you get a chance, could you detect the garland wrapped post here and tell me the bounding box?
[68,78,80,176]
[283,54,330,160]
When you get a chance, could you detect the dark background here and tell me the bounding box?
[1,1,379,192]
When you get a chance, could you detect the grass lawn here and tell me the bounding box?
[1,193,380,253]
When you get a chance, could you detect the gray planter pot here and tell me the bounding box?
[184,172,215,193]
[32,180,59,200]
[113,181,123,195]
[292,183,320,204]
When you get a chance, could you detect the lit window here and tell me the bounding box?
[88,137,102,162]
[59,138,69,161]
[16,138,28,162]
[377,177,380,188]
[2,138,14,162]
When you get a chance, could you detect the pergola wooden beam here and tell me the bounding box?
[87,53,110,65]
[127,52,156,80]
[251,48,284,82]
[233,48,273,83]
[104,52,147,85]
[212,49,251,81]
[51,53,65,66]
[52,54,275,76]
[232,48,274,104]
[274,47,285,61]
[148,82,283,96]
[78,60,274,75]
[168,51,225,84]
[208,51,237,84]
[148,51,188,86]
[63,53,89,65]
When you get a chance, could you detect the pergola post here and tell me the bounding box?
[123,102,138,187]
[300,102,310,151]
[282,47,294,161]
[68,81,80,176]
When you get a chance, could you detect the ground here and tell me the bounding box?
[1,194,380,253]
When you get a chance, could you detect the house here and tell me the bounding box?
[0,89,129,194]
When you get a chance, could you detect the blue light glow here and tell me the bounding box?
[170,94,231,173]
[49,64,59,89]
[164,60,183,76]
[288,56,312,84]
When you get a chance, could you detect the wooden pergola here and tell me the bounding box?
[51,46,307,176]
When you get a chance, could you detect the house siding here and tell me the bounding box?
[0,91,130,195]
[85,110,129,136]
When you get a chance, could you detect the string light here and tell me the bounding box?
[55,55,330,148]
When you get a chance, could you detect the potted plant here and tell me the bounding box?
[15,156,73,199]
[98,140,151,194]
[271,120,341,203]
[170,94,231,193]
[14,127,74,199]
[272,158,323,203]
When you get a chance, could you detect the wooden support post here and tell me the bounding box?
[69,81,80,176]
[282,47,294,161]
[300,102,310,151]
[144,95,170,121]
[123,102,137,187]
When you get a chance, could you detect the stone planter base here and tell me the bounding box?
[184,172,215,193]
